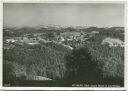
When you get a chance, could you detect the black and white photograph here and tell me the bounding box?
[2,90,126,91]
[3,3,124,87]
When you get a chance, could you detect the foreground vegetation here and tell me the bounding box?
[3,26,124,87]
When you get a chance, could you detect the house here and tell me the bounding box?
[28,42,39,45]
[90,31,99,34]
[21,37,30,43]
[57,36,65,42]
[6,39,17,43]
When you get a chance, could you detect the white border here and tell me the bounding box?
[2,0,127,3]
[124,0,128,90]
[0,87,126,90]
[0,0,127,90]
[0,0,3,90]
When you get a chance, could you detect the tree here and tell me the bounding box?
[3,60,16,85]
[47,32,55,41]
[65,47,102,80]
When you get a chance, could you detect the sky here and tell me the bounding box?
[3,3,124,28]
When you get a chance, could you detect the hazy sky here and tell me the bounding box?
[3,3,124,27]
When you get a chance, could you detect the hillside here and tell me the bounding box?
[3,42,72,84]
[3,26,124,87]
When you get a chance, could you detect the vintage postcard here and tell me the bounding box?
[2,2,125,87]
[2,90,126,91]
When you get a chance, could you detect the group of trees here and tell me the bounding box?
[3,42,124,86]
[3,43,71,85]
[3,26,124,86]
[65,47,102,80]
[64,43,123,85]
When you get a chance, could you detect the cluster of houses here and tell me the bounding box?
[4,30,100,49]
[57,32,88,43]
[5,33,43,44]
[5,32,85,44]
[6,37,39,44]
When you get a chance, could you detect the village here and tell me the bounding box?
[4,27,124,50]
